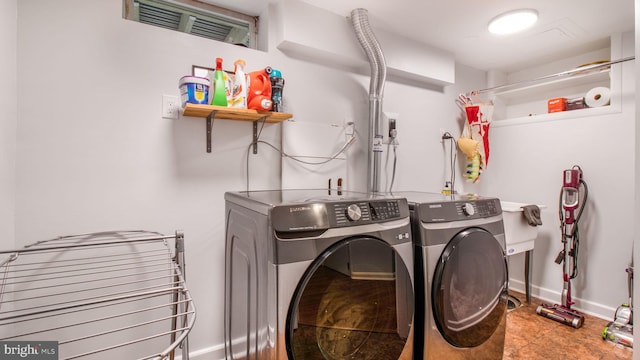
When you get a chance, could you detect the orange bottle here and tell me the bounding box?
[247,67,272,111]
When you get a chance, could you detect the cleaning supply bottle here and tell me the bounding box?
[230,59,247,108]
[211,57,228,107]
[247,67,272,111]
[269,69,285,112]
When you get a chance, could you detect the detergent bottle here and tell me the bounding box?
[247,67,272,111]
[211,57,228,107]
[230,59,247,108]
[269,69,284,112]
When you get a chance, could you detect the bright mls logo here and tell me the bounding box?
[0,342,58,359]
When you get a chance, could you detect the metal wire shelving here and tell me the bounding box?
[0,230,195,360]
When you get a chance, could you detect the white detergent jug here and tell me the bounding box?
[230,59,247,108]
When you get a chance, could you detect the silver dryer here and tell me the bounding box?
[400,191,508,360]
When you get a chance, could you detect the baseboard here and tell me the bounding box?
[508,279,616,321]
[174,343,225,360]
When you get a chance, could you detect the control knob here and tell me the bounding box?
[462,203,475,216]
[346,204,362,221]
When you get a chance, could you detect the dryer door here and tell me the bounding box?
[432,227,507,348]
[286,236,414,360]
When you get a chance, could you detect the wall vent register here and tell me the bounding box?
[122,0,257,48]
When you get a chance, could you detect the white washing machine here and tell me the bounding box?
[224,189,415,360]
[398,192,508,360]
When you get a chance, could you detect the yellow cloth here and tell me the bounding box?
[457,137,478,158]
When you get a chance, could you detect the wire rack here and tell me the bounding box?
[0,230,195,360]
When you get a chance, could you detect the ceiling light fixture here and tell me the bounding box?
[488,9,538,35]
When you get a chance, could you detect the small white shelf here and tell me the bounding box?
[471,57,630,98]
[492,104,618,128]
[468,55,632,124]
[492,69,610,102]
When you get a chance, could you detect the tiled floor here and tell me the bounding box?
[504,291,633,359]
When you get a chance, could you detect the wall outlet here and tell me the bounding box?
[381,112,399,145]
[162,95,180,119]
[344,117,355,136]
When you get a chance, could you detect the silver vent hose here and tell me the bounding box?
[350,8,387,194]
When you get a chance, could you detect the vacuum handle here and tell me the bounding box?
[561,168,582,224]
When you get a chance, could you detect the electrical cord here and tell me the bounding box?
[442,132,457,193]
[570,178,588,279]
[386,137,398,193]
[245,124,357,192]
[245,117,269,192]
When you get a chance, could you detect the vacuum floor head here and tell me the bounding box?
[536,303,585,329]
[603,322,633,348]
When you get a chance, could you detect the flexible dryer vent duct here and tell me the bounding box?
[350,8,387,194]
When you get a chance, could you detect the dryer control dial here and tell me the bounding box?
[346,204,362,221]
[462,203,475,216]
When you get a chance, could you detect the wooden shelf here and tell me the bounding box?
[182,103,293,153]
[183,103,292,123]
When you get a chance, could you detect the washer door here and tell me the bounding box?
[432,227,507,348]
[287,236,413,360]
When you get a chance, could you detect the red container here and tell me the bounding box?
[548,98,567,113]
[247,68,273,111]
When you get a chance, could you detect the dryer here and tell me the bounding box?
[398,192,508,360]
[224,189,415,360]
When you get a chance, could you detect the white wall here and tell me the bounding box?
[11,0,635,358]
[467,32,636,318]
[0,0,17,342]
[12,0,480,357]
[0,0,17,247]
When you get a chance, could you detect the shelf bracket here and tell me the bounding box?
[252,116,268,155]
[206,110,217,153]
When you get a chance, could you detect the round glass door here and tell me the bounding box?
[287,237,413,359]
[432,227,508,348]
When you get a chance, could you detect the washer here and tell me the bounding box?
[224,189,415,360]
[398,192,508,360]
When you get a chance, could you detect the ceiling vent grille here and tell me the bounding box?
[124,0,256,47]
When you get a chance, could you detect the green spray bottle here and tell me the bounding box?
[211,57,228,107]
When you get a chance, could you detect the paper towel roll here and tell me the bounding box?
[585,87,611,108]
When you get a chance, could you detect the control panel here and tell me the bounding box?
[454,200,500,218]
[334,200,403,226]
[420,198,501,223]
[369,200,402,220]
[334,202,371,224]
[271,198,408,232]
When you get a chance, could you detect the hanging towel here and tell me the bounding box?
[521,205,542,226]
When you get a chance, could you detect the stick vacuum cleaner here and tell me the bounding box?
[536,166,588,328]
[602,258,633,347]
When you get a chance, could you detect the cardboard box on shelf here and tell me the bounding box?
[548,97,567,113]
[566,97,586,111]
